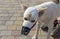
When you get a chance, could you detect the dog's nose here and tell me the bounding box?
[21,26,31,36]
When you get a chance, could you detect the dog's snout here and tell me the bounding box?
[21,26,31,36]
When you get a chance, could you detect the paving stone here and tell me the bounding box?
[13,13,22,17]
[15,21,23,26]
[11,31,21,36]
[0,26,7,30]
[1,36,7,39]
[0,36,2,38]
[29,31,35,36]
[16,36,31,39]
[16,26,22,30]
[0,21,6,25]
[0,13,13,17]
[16,10,23,14]
[10,17,16,20]
[5,21,15,25]
[7,25,16,30]
[16,37,22,39]
[0,16,10,21]
[0,31,12,36]
[16,17,23,21]
[7,36,15,39]
[39,37,47,39]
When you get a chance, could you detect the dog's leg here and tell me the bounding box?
[32,21,41,39]
[32,22,45,39]
[32,22,39,39]
[47,25,53,39]
[47,27,51,39]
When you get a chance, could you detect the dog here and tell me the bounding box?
[21,0,60,39]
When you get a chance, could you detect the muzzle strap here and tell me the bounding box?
[30,22,36,30]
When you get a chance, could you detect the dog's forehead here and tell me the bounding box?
[25,7,37,13]
[24,7,38,20]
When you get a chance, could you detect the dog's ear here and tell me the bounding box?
[36,7,47,16]
[36,7,47,12]
[21,4,28,11]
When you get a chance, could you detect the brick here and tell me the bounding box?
[0,36,2,39]
[7,8,13,11]
[13,13,21,17]
[29,31,35,36]
[16,26,22,30]
[16,10,23,14]
[16,17,23,21]
[0,13,13,17]
[15,21,23,26]
[0,26,7,30]
[16,36,31,39]
[7,25,16,30]
[7,6,14,10]
[7,36,15,39]
[4,0,11,3]
[10,17,16,20]
[16,36,25,39]
[5,0,19,5]
[0,14,8,16]
[0,31,11,36]
[6,7,15,13]
[50,36,54,39]
[39,37,47,39]
[0,21,6,25]
[16,37,21,39]
[0,16,10,21]
[0,4,2,8]
[1,36,7,39]
[6,21,14,25]
[11,31,21,36]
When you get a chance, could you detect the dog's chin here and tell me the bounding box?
[21,26,31,36]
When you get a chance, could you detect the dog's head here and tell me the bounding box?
[21,6,47,36]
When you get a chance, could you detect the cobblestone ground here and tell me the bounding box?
[0,0,60,39]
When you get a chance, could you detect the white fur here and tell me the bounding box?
[22,1,59,39]
[23,7,38,28]
[24,7,38,21]
[32,1,59,39]
[35,1,58,26]
[23,1,58,28]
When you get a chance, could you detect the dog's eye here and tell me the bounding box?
[24,18,28,20]
[31,20,35,23]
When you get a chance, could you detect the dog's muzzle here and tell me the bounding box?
[21,22,36,36]
[21,26,30,36]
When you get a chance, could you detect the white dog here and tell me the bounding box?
[21,0,60,39]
